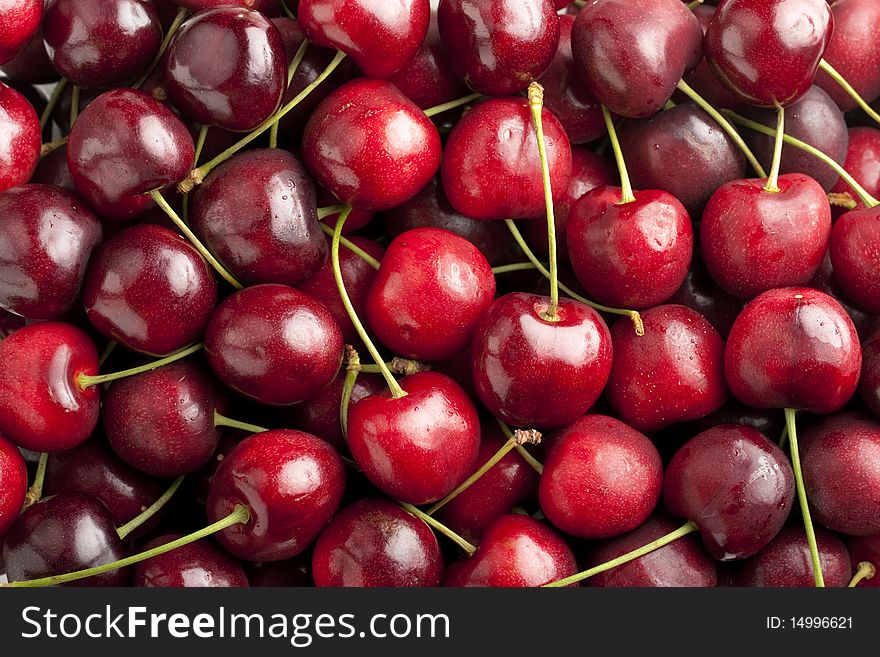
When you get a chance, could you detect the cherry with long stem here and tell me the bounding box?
[115,475,185,540]
[848,561,876,587]
[77,343,203,390]
[212,409,268,435]
[763,104,785,193]
[21,452,48,509]
[819,59,880,129]
[423,92,483,119]
[602,104,635,205]
[133,6,188,89]
[399,502,476,556]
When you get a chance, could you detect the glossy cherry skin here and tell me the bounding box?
[164,6,287,131]
[2,493,129,586]
[366,228,495,362]
[800,413,880,536]
[571,0,702,118]
[830,207,880,315]
[444,515,578,587]
[43,0,162,88]
[702,175,830,300]
[618,102,747,217]
[347,372,480,505]
[437,0,559,97]
[0,0,43,64]
[204,284,343,405]
[705,0,834,107]
[0,321,99,452]
[303,78,441,212]
[540,415,662,540]
[588,515,718,587]
[67,89,195,221]
[442,97,572,221]
[567,186,693,309]
[831,127,880,213]
[724,287,862,414]
[207,429,345,562]
[607,305,728,434]
[847,535,880,587]
[0,82,40,194]
[0,433,27,538]
[860,329,880,418]
[731,527,851,587]
[191,149,326,286]
[83,224,218,356]
[299,0,429,79]
[135,535,249,588]
[663,425,795,561]
[312,499,443,587]
[0,184,103,320]
[472,293,613,429]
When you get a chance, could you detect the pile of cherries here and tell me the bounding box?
[1,0,880,589]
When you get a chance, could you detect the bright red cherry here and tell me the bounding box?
[830,206,880,314]
[0,433,27,538]
[135,535,249,588]
[0,0,43,64]
[860,329,880,418]
[830,127,880,213]
[0,81,40,193]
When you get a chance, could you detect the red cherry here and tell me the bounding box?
[830,127,880,213]
[32,145,75,192]
[860,329,880,418]
[0,0,43,64]
[846,535,880,587]
[829,206,880,314]
[668,255,743,339]
[0,81,40,194]
[0,24,57,85]
[0,433,27,537]
[134,534,249,588]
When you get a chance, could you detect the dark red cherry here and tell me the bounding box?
[725,287,861,414]
[831,128,880,213]
[847,535,880,587]
[606,305,728,433]
[31,146,75,192]
[704,0,834,107]
[67,89,195,221]
[0,433,27,538]
[830,207,880,315]
[437,0,559,97]
[312,499,442,587]
[571,0,702,118]
[566,186,693,309]
[442,97,572,221]
[444,515,577,587]
[3,493,129,586]
[164,6,287,131]
[0,0,43,64]
[471,292,612,428]
[663,425,795,560]
[204,284,343,405]
[588,515,718,587]
[0,184,102,320]
[347,372,480,505]
[135,534,249,587]
[806,250,880,341]
[0,26,58,85]
[191,149,326,287]
[0,81,40,194]
[303,78,441,212]
[861,329,880,418]
[540,415,662,540]
[701,175,831,299]
[43,0,162,88]
[0,321,99,452]
[207,429,345,561]
[82,224,218,356]
[618,102,747,217]
[731,526,851,587]
[668,255,743,339]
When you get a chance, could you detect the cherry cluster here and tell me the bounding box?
[0,0,878,589]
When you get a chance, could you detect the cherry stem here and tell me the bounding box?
[722,110,880,209]
[39,78,68,130]
[40,137,68,157]
[361,358,430,376]
[827,192,857,210]
[69,85,80,127]
[213,409,268,435]
[193,124,209,166]
[3,505,250,588]
[179,48,347,193]
[763,104,785,193]
[686,0,704,8]
[331,206,406,399]
[77,343,203,390]
[497,419,544,474]
[423,92,483,118]
[21,452,48,510]
[340,346,361,441]
[133,6,188,89]
[675,79,768,178]
[819,59,880,129]
[116,475,184,540]
[318,222,381,269]
[504,220,645,336]
[269,40,310,149]
[399,502,476,556]
[663,99,676,110]
[784,407,825,588]
[544,520,699,587]
[848,561,876,588]
[601,105,635,204]
[426,429,542,516]
[779,414,791,450]
[98,340,116,366]
[491,262,540,275]
[317,204,347,219]
[149,189,244,289]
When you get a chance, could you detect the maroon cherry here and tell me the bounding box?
[663,425,795,560]
[0,25,58,85]
[444,514,577,587]
[668,255,743,339]
[441,96,572,220]
[3,493,129,586]
[207,429,346,561]
[134,534,249,587]
[847,535,880,587]
[704,0,834,107]
[0,433,27,538]
[191,149,326,287]
[0,184,103,320]
[829,207,880,314]
[31,145,75,193]
[571,0,703,118]
[471,292,612,429]
[0,81,40,194]
[831,127,880,213]
[860,329,880,418]
[312,499,443,587]
[163,6,287,131]
[0,0,43,64]
[540,415,662,540]
[437,0,559,97]
[807,249,880,341]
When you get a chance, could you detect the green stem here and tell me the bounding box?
[492,262,541,275]
[339,347,360,441]
[317,204,348,220]
[40,137,68,157]
[69,85,80,126]
[764,104,785,193]
[318,222,381,269]
[4,505,250,588]
[193,124,209,166]
[819,59,880,129]
[39,78,68,130]
[497,419,544,474]
[686,0,704,8]
[785,407,825,588]
[98,340,117,366]
[848,561,876,587]
[133,6,187,89]
[22,452,48,509]
[423,92,483,118]
[544,521,699,587]
[116,476,184,540]
[77,343,203,389]
[213,409,268,435]
[601,105,635,204]
[269,40,310,149]
[399,503,476,556]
